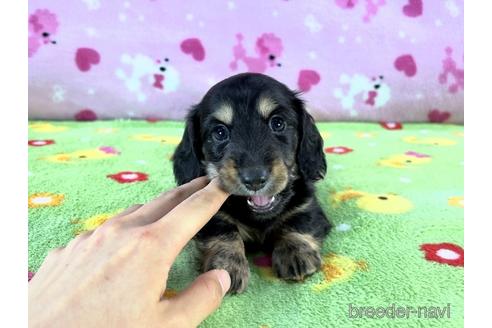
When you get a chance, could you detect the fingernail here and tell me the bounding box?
[214,269,231,296]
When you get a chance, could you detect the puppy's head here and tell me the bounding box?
[173,73,325,216]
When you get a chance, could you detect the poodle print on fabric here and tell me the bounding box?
[333,74,391,116]
[115,54,180,102]
[28,1,463,123]
[229,33,284,73]
[335,0,387,23]
[439,47,464,94]
[28,9,58,57]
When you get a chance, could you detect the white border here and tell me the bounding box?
[0,1,27,326]
[0,1,480,326]
[465,0,491,326]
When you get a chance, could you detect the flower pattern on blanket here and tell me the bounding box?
[73,211,121,234]
[403,136,457,146]
[448,196,464,208]
[131,134,182,144]
[41,146,120,163]
[28,192,64,208]
[252,255,278,282]
[378,151,431,168]
[28,121,464,325]
[313,253,368,292]
[332,189,413,214]
[29,122,68,133]
[420,243,464,267]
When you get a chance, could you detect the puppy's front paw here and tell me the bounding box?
[272,233,322,281]
[203,253,250,294]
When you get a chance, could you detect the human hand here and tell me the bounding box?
[29,177,230,328]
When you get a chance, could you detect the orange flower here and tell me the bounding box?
[28,193,64,208]
[448,196,464,208]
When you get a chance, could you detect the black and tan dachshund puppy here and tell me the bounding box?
[173,73,331,293]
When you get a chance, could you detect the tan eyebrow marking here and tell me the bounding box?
[212,103,234,124]
[257,97,277,119]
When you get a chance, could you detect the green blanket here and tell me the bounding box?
[28,121,464,327]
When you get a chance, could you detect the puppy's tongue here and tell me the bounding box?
[249,195,274,207]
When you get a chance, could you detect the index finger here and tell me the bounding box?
[150,178,229,261]
[118,176,209,226]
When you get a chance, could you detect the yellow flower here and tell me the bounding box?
[28,193,64,208]
[403,136,456,146]
[448,196,464,208]
[29,123,68,133]
[80,213,112,231]
[313,253,368,292]
[131,134,181,145]
[96,127,119,134]
[378,153,431,168]
[75,210,124,233]
[42,148,118,163]
[332,189,413,214]
[356,193,413,214]
[356,132,377,138]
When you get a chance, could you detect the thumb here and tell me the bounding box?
[168,269,231,327]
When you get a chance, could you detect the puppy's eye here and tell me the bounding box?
[269,116,285,132]
[212,125,229,141]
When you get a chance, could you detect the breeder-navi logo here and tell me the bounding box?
[348,303,451,319]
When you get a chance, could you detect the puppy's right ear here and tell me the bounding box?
[172,106,204,185]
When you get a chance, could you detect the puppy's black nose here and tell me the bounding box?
[239,167,269,191]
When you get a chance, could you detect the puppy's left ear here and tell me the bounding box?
[172,106,204,185]
[294,96,326,182]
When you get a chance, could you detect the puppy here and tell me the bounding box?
[172,73,331,293]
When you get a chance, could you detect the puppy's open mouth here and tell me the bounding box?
[247,195,276,212]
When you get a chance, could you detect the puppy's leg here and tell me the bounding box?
[271,204,331,281]
[196,217,250,294]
